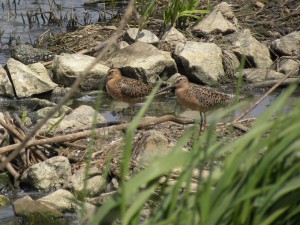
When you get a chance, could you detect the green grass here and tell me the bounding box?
[163,0,210,28]
[87,83,300,225]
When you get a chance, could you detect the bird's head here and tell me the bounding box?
[173,76,189,88]
[106,68,122,81]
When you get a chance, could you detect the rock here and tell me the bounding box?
[39,105,106,135]
[13,195,62,218]
[118,41,130,49]
[6,58,57,98]
[27,62,57,88]
[74,202,96,218]
[52,53,109,91]
[193,2,238,36]
[87,191,115,206]
[0,173,13,194]
[232,29,273,69]
[0,66,14,97]
[161,27,187,46]
[21,156,71,191]
[132,130,171,162]
[68,166,106,198]
[274,59,299,77]
[107,42,177,84]
[174,41,225,84]
[37,189,76,212]
[11,44,54,65]
[124,28,159,44]
[0,195,9,207]
[271,31,300,56]
[241,69,285,83]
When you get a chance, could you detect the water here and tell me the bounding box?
[0,0,117,65]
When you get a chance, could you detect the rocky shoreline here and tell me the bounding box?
[0,2,299,223]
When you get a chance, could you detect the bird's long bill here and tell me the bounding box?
[157,84,174,95]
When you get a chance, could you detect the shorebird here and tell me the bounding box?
[159,75,234,133]
[106,67,153,117]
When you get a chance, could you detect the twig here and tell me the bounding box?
[0,0,136,170]
[0,115,193,155]
[232,68,297,123]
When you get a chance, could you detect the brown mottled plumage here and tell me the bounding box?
[160,75,234,133]
[106,68,153,117]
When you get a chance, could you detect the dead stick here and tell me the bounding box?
[0,115,193,155]
[232,69,297,123]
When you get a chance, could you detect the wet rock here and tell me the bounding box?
[274,59,299,77]
[0,66,14,97]
[37,189,76,212]
[132,130,171,162]
[11,44,54,65]
[68,166,106,198]
[52,53,109,91]
[39,105,106,135]
[193,2,238,36]
[0,172,13,194]
[241,69,285,83]
[87,191,115,206]
[27,62,57,88]
[21,156,71,191]
[124,28,159,44]
[174,41,225,84]
[271,31,300,56]
[0,195,9,207]
[107,42,177,84]
[232,29,273,69]
[6,58,57,98]
[161,27,187,46]
[13,195,62,218]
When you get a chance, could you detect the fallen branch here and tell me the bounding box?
[0,115,193,155]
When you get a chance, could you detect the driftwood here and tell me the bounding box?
[0,115,194,155]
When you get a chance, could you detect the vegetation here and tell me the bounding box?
[85,83,300,224]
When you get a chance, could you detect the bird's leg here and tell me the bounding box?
[130,105,135,120]
[199,112,203,135]
[202,112,207,132]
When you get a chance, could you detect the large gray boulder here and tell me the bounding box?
[0,66,14,97]
[174,41,225,84]
[241,69,285,83]
[107,42,177,84]
[52,53,110,91]
[193,2,238,36]
[11,44,54,65]
[38,105,106,135]
[232,29,273,69]
[21,156,71,191]
[37,189,76,212]
[13,195,62,219]
[276,59,299,77]
[68,166,107,198]
[271,31,300,56]
[124,28,159,44]
[6,58,57,98]
[161,27,187,46]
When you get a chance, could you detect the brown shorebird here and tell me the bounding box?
[159,75,234,133]
[106,67,153,117]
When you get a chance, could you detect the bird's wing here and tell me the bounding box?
[120,79,153,98]
[192,85,233,108]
